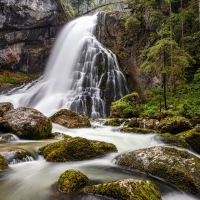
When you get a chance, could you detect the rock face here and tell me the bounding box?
[116,146,200,195]
[0,154,8,172]
[50,109,91,128]
[0,107,52,139]
[97,8,168,101]
[0,102,14,117]
[0,0,68,73]
[58,169,89,193]
[85,179,162,200]
[39,137,117,162]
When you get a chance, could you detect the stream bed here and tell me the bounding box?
[0,121,198,200]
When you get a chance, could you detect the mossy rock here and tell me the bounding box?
[158,116,192,134]
[109,92,140,118]
[58,169,89,193]
[0,107,52,140]
[52,132,72,140]
[0,102,14,117]
[85,179,162,200]
[0,155,8,172]
[39,137,117,162]
[0,149,34,164]
[121,127,157,134]
[158,129,200,154]
[103,118,127,126]
[50,109,91,128]
[116,146,200,195]
[0,133,18,143]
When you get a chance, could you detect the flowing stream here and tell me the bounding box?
[0,122,198,200]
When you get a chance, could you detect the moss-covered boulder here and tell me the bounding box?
[103,118,127,126]
[0,155,8,172]
[0,102,14,117]
[109,92,140,118]
[116,146,200,195]
[0,149,34,164]
[158,116,192,134]
[0,133,18,143]
[158,129,200,154]
[85,179,162,200]
[39,137,117,162]
[0,107,52,139]
[50,109,91,128]
[58,169,89,193]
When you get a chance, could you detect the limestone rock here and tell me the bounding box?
[0,107,52,139]
[0,102,14,117]
[85,178,162,200]
[58,169,89,193]
[39,137,117,162]
[0,0,68,74]
[116,146,200,195]
[50,109,91,128]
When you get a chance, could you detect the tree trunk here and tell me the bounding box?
[199,0,200,30]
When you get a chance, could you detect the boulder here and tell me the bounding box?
[39,137,117,162]
[115,146,200,195]
[58,169,89,193]
[158,116,192,134]
[85,179,162,200]
[158,129,200,154]
[0,155,8,172]
[0,107,52,139]
[50,109,91,128]
[195,124,200,132]
[0,149,34,164]
[0,102,14,117]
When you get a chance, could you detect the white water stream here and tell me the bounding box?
[0,122,198,200]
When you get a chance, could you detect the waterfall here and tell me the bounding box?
[0,14,129,117]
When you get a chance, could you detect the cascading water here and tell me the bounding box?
[0,14,129,117]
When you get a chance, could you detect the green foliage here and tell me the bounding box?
[194,68,200,82]
[0,70,42,84]
[125,16,141,32]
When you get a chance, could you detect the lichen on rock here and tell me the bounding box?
[39,137,117,162]
[115,146,200,195]
[57,169,89,193]
[85,178,162,200]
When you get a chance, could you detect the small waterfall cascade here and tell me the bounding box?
[0,14,129,117]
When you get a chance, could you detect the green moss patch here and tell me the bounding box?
[58,169,89,193]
